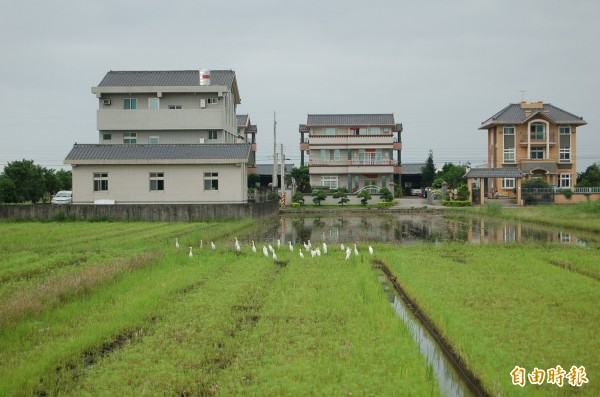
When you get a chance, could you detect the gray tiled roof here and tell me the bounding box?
[400,163,426,175]
[306,114,396,126]
[97,70,236,88]
[65,144,251,163]
[465,168,525,178]
[480,103,586,129]
[237,114,249,127]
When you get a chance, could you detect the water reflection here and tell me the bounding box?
[255,215,589,247]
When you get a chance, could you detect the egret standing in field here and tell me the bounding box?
[272,250,277,261]
[263,245,269,257]
[288,241,294,252]
[353,244,359,257]
[277,239,281,250]
[176,238,180,249]
[251,241,257,254]
[188,247,193,257]
[369,245,374,255]
[341,243,345,251]
[322,242,328,255]
[299,251,304,259]
[345,247,352,260]
[200,240,203,249]
[235,238,241,253]
[316,247,321,257]
[211,241,216,250]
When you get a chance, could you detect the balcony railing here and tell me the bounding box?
[308,159,395,166]
[519,132,556,144]
[307,134,395,145]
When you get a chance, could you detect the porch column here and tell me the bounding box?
[516,177,523,206]
[467,177,473,204]
[479,177,485,205]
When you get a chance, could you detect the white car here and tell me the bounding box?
[410,188,422,196]
[51,191,72,205]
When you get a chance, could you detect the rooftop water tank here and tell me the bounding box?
[199,68,211,86]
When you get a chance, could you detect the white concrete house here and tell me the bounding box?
[65,69,253,204]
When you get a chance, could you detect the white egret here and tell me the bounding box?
[268,244,274,253]
[277,239,281,249]
[211,241,216,250]
[251,241,257,253]
[188,247,193,257]
[354,244,359,257]
[345,247,351,260]
[341,243,345,251]
[310,250,316,258]
[235,239,241,252]
[304,242,309,252]
[262,245,269,257]
[176,238,180,249]
[272,251,277,261]
[299,251,304,259]
[368,245,374,255]
[200,240,203,249]
[316,247,321,257]
[307,240,312,249]
[288,241,294,252]
[322,242,327,254]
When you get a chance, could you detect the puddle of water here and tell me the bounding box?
[378,273,478,397]
[251,214,591,246]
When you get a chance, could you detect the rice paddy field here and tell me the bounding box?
[0,215,598,396]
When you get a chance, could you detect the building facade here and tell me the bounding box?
[299,114,402,193]
[479,101,586,196]
[237,114,258,174]
[65,69,253,204]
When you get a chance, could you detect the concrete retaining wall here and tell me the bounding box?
[0,201,278,222]
[553,193,600,204]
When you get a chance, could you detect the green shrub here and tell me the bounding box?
[376,201,395,208]
[291,202,301,208]
[267,191,280,201]
[442,200,472,207]
[561,189,573,199]
[379,187,394,202]
[357,190,371,206]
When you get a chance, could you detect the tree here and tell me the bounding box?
[292,191,305,205]
[311,189,327,205]
[291,166,311,193]
[247,173,260,188]
[332,187,349,205]
[357,189,371,205]
[421,150,436,188]
[0,160,46,203]
[379,187,393,202]
[577,163,600,187]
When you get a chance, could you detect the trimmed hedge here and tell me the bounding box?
[442,200,472,207]
[376,200,396,208]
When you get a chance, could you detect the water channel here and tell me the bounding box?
[243,213,593,396]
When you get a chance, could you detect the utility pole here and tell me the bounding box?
[281,144,285,189]
[272,111,277,189]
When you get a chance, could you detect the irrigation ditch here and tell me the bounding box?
[372,259,488,397]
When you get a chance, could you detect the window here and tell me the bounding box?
[320,176,338,189]
[207,98,218,104]
[383,128,390,133]
[324,128,336,135]
[370,127,381,135]
[559,126,570,135]
[530,147,544,159]
[149,136,159,144]
[149,98,159,110]
[149,172,164,191]
[503,148,515,163]
[559,147,571,162]
[123,132,137,144]
[204,172,219,191]
[502,178,515,189]
[559,174,572,188]
[93,173,108,191]
[208,130,218,140]
[168,105,182,110]
[102,133,112,141]
[124,98,137,110]
[503,126,515,135]
[530,123,545,140]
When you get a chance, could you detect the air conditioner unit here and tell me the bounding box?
[102,99,111,105]
[200,99,206,108]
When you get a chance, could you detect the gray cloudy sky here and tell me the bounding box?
[1,0,598,173]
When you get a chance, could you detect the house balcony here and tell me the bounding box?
[307,134,394,147]
[519,132,556,145]
[97,109,225,131]
[308,159,395,174]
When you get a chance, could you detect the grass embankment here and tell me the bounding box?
[377,242,600,396]
[459,200,600,234]
[0,221,441,396]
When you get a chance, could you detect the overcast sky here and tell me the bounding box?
[1,0,598,173]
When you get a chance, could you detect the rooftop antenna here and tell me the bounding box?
[519,90,526,101]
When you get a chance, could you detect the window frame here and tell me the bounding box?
[148,98,159,110]
[204,172,219,191]
[529,123,545,140]
[501,178,515,189]
[559,147,571,162]
[102,133,112,141]
[168,105,182,110]
[559,126,571,135]
[207,97,218,104]
[93,172,109,192]
[503,148,515,163]
[124,98,137,110]
[530,147,545,159]
[320,176,339,189]
[148,136,159,144]
[208,130,218,140]
[123,132,137,144]
[559,174,572,188]
[503,125,515,135]
[149,172,165,191]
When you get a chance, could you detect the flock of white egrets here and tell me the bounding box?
[175,237,373,260]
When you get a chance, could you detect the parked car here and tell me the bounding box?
[410,188,422,196]
[51,191,72,205]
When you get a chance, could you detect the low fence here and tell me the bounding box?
[0,201,278,222]
[522,187,600,205]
